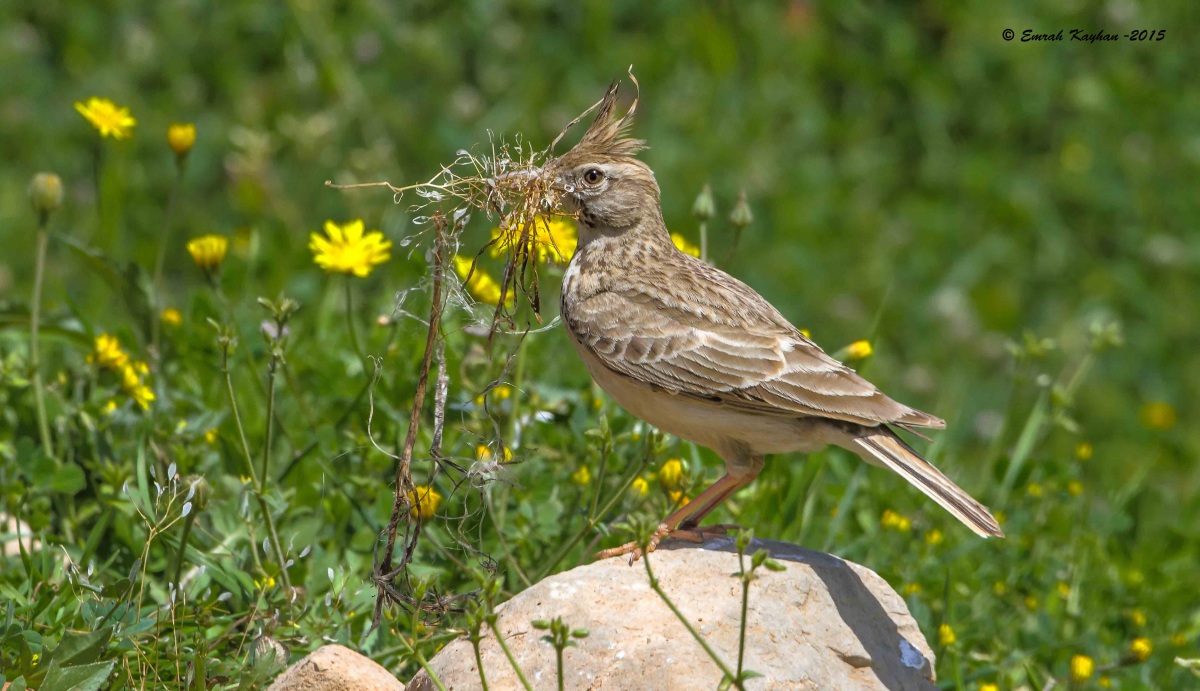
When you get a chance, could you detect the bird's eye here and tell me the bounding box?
[583,168,604,185]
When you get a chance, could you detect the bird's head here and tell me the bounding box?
[549,82,660,232]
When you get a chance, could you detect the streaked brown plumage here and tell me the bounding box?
[551,83,1002,561]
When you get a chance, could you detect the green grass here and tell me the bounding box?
[3,1,1199,689]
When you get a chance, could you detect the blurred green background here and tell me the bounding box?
[3,0,1199,688]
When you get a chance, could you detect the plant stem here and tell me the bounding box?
[30,223,54,458]
[556,644,565,691]
[487,620,534,691]
[643,552,741,689]
[222,347,291,591]
[151,162,186,360]
[173,510,196,587]
[471,637,490,691]
[737,551,750,679]
[344,277,364,363]
[261,353,278,484]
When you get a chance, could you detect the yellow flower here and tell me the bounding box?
[1129,637,1152,663]
[160,308,183,326]
[668,490,690,506]
[204,428,218,445]
[993,581,1007,596]
[1057,581,1070,598]
[881,509,902,529]
[980,684,999,691]
[1139,401,1176,430]
[1171,633,1188,647]
[571,465,591,486]
[489,215,577,264]
[846,340,873,359]
[938,623,956,646]
[187,235,229,273]
[924,529,944,546]
[120,364,155,410]
[670,232,700,257]
[630,477,649,497]
[475,444,513,463]
[255,575,277,590]
[167,123,196,157]
[93,334,130,370]
[102,400,117,415]
[1075,441,1093,461]
[1099,676,1111,688]
[901,583,922,596]
[1027,482,1043,498]
[659,459,686,491]
[408,485,442,521]
[1128,609,1146,627]
[310,220,392,277]
[75,97,136,139]
[994,510,1007,526]
[1069,654,1094,682]
[1067,480,1083,496]
[1024,595,1038,610]
[453,255,512,306]
[799,328,811,338]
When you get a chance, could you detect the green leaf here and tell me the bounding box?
[39,659,116,691]
[58,234,154,342]
[46,627,112,667]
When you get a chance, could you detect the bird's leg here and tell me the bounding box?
[594,473,750,563]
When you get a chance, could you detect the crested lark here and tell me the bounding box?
[550,84,1003,561]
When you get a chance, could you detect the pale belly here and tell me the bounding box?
[568,336,835,462]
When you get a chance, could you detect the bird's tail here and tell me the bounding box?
[851,428,1004,538]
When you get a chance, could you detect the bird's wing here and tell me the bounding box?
[564,276,943,429]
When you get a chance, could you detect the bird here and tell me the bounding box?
[548,82,1003,561]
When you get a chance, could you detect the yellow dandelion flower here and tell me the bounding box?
[1024,595,1039,610]
[75,97,136,139]
[896,515,912,532]
[453,255,511,306]
[1069,654,1094,682]
[1139,401,1176,430]
[670,232,700,257]
[980,684,999,691]
[1099,676,1111,688]
[204,428,218,445]
[1171,633,1188,647]
[102,400,117,415]
[571,465,591,486]
[938,623,956,646]
[881,509,902,530]
[187,235,228,273]
[167,122,196,157]
[668,490,690,506]
[630,477,650,497]
[408,485,442,521]
[799,328,811,338]
[925,529,944,546]
[310,220,392,277]
[846,340,873,360]
[993,581,1007,596]
[901,583,922,596]
[1075,441,1093,461]
[1128,609,1146,627]
[1129,637,1152,663]
[1027,482,1043,498]
[493,385,513,400]
[659,459,686,491]
[1067,480,1083,496]
[255,575,277,590]
[160,308,183,326]
[1057,581,1070,598]
[93,334,129,370]
[489,215,577,264]
[475,444,512,463]
[126,383,156,410]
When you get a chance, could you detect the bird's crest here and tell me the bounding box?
[551,71,645,161]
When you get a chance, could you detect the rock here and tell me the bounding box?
[2,515,41,557]
[408,538,935,690]
[269,644,403,691]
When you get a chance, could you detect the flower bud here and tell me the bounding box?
[692,183,715,221]
[29,172,64,223]
[729,189,753,230]
[167,123,196,158]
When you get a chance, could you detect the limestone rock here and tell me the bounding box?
[408,538,935,690]
[269,644,403,691]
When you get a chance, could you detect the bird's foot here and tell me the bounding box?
[594,522,741,564]
[594,523,673,564]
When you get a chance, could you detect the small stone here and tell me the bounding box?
[268,644,402,691]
